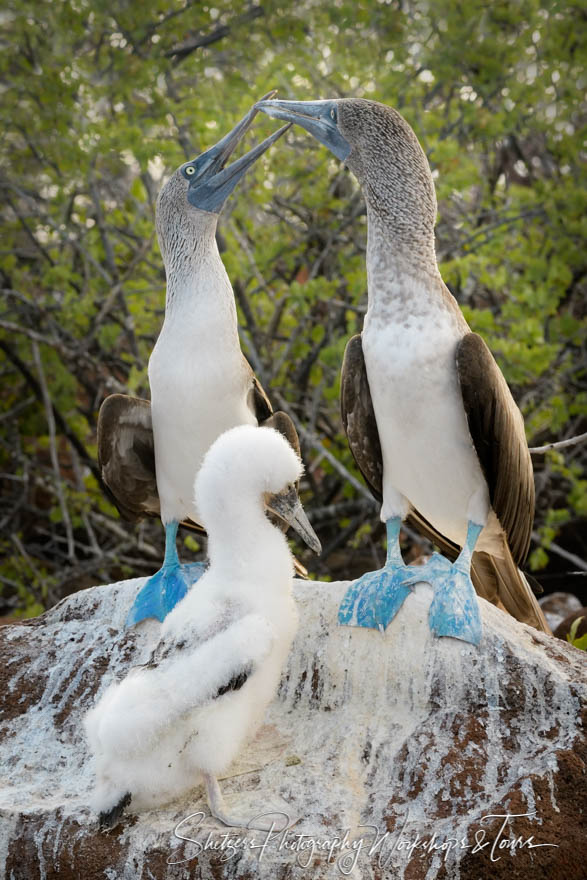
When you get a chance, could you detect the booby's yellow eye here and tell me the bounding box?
[330,107,337,121]
[185,166,196,176]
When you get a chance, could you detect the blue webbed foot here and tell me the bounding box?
[125,562,206,627]
[338,563,423,631]
[338,514,483,643]
[426,552,482,646]
[339,516,427,631]
[126,520,207,627]
[184,561,208,581]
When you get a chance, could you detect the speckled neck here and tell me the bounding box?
[366,203,439,285]
[365,211,465,328]
[337,99,444,293]
[161,219,219,312]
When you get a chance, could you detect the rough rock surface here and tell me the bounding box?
[0,577,585,880]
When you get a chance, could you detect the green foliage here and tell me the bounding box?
[1,0,585,614]
[183,535,201,554]
[566,617,587,652]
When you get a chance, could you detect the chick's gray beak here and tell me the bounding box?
[267,486,321,555]
[254,98,350,162]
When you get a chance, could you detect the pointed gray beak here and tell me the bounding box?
[187,121,290,213]
[267,486,321,555]
[254,98,350,162]
[186,89,277,181]
[184,90,290,214]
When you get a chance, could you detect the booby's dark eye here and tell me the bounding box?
[185,166,196,176]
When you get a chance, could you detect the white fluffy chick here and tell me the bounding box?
[84,424,321,830]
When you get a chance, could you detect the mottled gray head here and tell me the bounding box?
[156,95,289,272]
[156,170,210,273]
[338,100,436,229]
[255,97,437,252]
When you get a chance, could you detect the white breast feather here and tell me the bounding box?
[148,271,256,524]
[362,276,490,546]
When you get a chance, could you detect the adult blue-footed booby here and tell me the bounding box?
[87,424,318,830]
[98,97,302,628]
[255,97,550,644]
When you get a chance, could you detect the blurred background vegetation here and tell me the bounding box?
[1,0,585,617]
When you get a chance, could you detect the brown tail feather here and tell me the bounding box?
[471,543,551,634]
[408,509,550,634]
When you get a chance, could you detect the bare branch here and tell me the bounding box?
[0,340,101,482]
[10,533,47,605]
[70,448,101,557]
[532,531,587,572]
[32,342,75,561]
[0,395,35,423]
[0,320,68,353]
[3,189,55,266]
[529,432,587,454]
[165,6,264,63]
[137,3,199,48]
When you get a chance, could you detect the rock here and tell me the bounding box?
[539,591,583,632]
[0,577,586,880]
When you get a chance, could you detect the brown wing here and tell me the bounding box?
[249,375,273,423]
[97,394,160,522]
[262,411,301,458]
[456,333,534,564]
[98,394,206,534]
[340,334,383,502]
[472,543,550,631]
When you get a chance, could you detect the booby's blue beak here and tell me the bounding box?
[254,99,351,162]
[183,91,290,214]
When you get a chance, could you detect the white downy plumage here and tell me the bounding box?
[85,425,311,829]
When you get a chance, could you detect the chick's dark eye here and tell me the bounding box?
[185,166,195,176]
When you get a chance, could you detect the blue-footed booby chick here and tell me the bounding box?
[97,96,299,627]
[86,424,320,830]
[256,97,550,644]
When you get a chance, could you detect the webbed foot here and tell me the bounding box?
[126,520,207,627]
[126,562,204,627]
[427,553,482,646]
[338,562,423,630]
[339,515,428,630]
